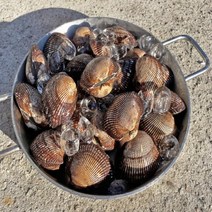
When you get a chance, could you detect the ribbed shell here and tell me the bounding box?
[121,131,160,181]
[104,92,144,142]
[72,27,91,54]
[169,91,186,115]
[14,83,47,129]
[67,143,111,188]
[80,56,121,98]
[91,110,115,150]
[139,112,175,144]
[42,73,77,128]
[135,55,170,91]
[66,54,93,80]
[30,129,64,170]
[25,44,50,86]
[106,26,137,47]
[113,58,137,93]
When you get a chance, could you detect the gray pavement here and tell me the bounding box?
[0,0,211,211]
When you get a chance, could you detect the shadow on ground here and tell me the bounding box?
[0,8,88,144]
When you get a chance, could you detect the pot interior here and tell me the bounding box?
[11,17,190,199]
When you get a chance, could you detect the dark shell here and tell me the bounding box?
[169,91,186,115]
[135,55,170,92]
[44,33,76,73]
[120,131,160,181]
[91,110,115,150]
[139,112,175,144]
[30,129,65,170]
[106,26,137,47]
[72,27,92,54]
[25,44,50,92]
[42,73,77,128]
[14,83,47,129]
[79,56,122,98]
[113,58,137,93]
[104,92,144,142]
[66,143,111,188]
[66,54,93,80]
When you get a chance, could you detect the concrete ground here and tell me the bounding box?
[0,0,211,211]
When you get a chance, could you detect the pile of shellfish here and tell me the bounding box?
[14,25,186,195]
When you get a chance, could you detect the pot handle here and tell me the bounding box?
[0,93,20,158]
[162,35,210,81]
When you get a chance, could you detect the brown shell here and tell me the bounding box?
[169,91,186,115]
[30,129,65,170]
[139,112,175,144]
[104,92,144,142]
[14,83,47,129]
[135,55,170,92]
[125,48,146,59]
[120,131,160,181]
[25,44,50,86]
[72,27,91,46]
[91,110,115,150]
[66,143,111,188]
[79,56,122,98]
[106,26,137,47]
[42,73,77,128]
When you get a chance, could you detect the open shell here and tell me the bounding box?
[104,92,144,142]
[14,83,47,129]
[80,56,122,98]
[120,131,160,181]
[139,112,175,144]
[66,143,111,188]
[30,129,65,170]
[42,73,77,128]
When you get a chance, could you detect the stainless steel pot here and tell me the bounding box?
[0,17,210,199]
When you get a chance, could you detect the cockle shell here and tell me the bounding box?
[139,112,175,144]
[42,73,77,128]
[104,92,144,142]
[135,55,170,91]
[80,56,122,98]
[66,54,93,80]
[113,58,136,93]
[169,91,186,115]
[25,44,50,93]
[30,129,65,170]
[106,26,137,47]
[125,48,146,58]
[91,110,115,150]
[44,32,76,73]
[72,26,92,54]
[14,83,47,129]
[66,143,111,188]
[120,131,160,181]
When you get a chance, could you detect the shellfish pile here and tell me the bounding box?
[14,24,186,195]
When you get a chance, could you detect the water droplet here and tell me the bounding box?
[138,34,156,52]
[153,86,171,114]
[158,135,180,160]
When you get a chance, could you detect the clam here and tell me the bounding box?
[44,32,76,73]
[42,73,77,128]
[72,26,92,54]
[79,56,122,98]
[30,129,65,170]
[113,58,136,93]
[135,55,170,92]
[25,44,50,93]
[169,91,186,115]
[14,83,47,130]
[139,112,175,144]
[125,48,146,58]
[120,131,161,181]
[66,54,93,81]
[66,143,111,188]
[91,110,115,151]
[104,92,144,142]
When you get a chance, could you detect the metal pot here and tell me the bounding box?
[0,17,210,199]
